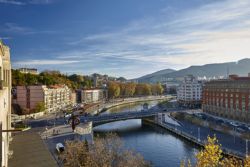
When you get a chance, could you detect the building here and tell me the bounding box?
[203,74,250,123]
[162,82,179,94]
[70,91,77,105]
[17,68,38,75]
[177,75,202,108]
[78,89,107,104]
[16,85,71,113]
[0,41,12,167]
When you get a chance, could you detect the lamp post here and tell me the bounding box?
[198,127,200,142]
[246,139,248,158]
[233,127,235,144]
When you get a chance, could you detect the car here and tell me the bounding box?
[56,143,65,153]
[238,125,249,131]
[216,120,224,124]
[230,122,239,127]
[65,113,72,118]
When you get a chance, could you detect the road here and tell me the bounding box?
[162,114,250,158]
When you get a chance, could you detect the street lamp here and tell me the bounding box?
[198,127,200,142]
[233,127,236,144]
[246,139,248,158]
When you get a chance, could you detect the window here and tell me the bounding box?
[242,95,246,112]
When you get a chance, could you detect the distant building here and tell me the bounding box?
[162,82,179,94]
[16,85,71,113]
[177,75,202,108]
[78,88,107,104]
[17,68,38,75]
[93,75,98,88]
[203,74,250,123]
[0,41,12,167]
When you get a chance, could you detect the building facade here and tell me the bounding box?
[177,75,202,108]
[16,85,71,113]
[17,68,38,75]
[0,41,12,167]
[79,89,107,104]
[203,74,250,123]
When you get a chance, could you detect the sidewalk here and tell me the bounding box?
[9,131,58,167]
[41,125,74,139]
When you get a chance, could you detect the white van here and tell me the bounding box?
[56,143,65,153]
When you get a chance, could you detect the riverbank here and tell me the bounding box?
[143,113,247,159]
[85,95,171,115]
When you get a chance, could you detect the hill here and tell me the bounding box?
[134,58,250,83]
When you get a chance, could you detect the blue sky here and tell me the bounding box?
[0,0,250,79]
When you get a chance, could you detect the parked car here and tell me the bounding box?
[65,113,72,118]
[56,143,65,153]
[230,122,239,127]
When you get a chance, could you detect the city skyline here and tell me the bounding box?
[1,0,250,78]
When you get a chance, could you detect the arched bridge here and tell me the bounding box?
[80,108,182,126]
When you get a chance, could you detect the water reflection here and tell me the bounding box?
[94,119,198,167]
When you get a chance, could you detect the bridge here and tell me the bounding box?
[79,108,183,126]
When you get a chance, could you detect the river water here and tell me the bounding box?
[94,101,199,167]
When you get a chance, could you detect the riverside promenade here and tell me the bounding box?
[152,113,249,159]
[83,95,171,115]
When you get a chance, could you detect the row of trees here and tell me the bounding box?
[61,134,150,167]
[108,82,164,98]
[12,70,92,89]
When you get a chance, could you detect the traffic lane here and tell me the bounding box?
[194,113,250,133]
[167,120,250,154]
[28,117,67,128]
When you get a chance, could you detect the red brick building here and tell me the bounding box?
[202,74,250,123]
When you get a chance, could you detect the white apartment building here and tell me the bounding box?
[16,85,71,113]
[80,89,106,104]
[177,75,202,108]
[0,41,12,167]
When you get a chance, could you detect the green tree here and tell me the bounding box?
[34,102,45,113]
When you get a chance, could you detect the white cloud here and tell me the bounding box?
[0,0,24,5]
[0,0,56,5]
[14,59,79,65]
[0,23,58,35]
[66,0,250,72]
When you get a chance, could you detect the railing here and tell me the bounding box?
[156,121,245,159]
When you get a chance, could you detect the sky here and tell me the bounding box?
[0,0,250,79]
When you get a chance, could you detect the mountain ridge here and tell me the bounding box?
[133,58,250,83]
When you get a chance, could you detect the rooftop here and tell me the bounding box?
[9,131,57,167]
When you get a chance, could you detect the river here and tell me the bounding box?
[94,101,199,167]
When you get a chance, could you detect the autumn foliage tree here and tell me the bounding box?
[181,136,249,167]
[107,81,164,99]
[195,136,223,167]
[61,134,150,167]
[108,82,121,98]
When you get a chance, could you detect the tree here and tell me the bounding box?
[125,83,136,97]
[135,84,152,96]
[34,102,45,113]
[180,136,248,167]
[61,134,150,167]
[108,82,120,98]
[195,136,223,167]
